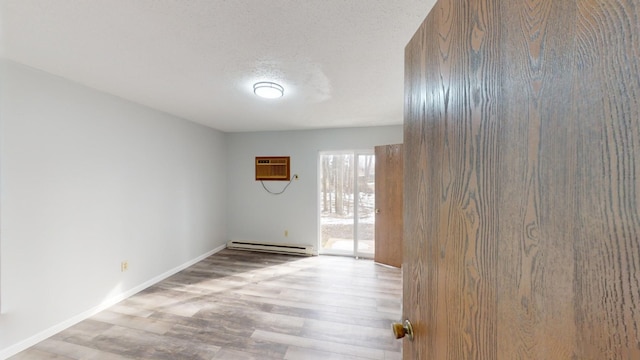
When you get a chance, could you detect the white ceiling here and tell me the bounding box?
[0,1,435,132]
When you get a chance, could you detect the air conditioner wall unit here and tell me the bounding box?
[255,156,290,181]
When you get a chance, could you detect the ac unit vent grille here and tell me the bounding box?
[255,156,290,181]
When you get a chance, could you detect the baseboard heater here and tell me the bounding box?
[227,241,314,256]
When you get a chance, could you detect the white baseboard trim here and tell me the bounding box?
[0,243,226,360]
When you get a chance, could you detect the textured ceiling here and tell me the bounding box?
[0,0,435,132]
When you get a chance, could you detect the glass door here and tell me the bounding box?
[319,151,375,258]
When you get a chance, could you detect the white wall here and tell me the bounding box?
[0,60,228,357]
[226,126,402,250]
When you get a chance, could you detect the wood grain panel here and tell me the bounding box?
[375,144,404,268]
[404,0,639,358]
[404,6,435,359]
[571,1,640,358]
[498,0,579,358]
[404,0,501,358]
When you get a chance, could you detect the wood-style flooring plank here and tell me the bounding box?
[10,249,402,359]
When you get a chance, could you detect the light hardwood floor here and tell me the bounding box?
[11,249,402,360]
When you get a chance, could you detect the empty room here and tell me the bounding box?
[1,0,639,359]
[0,1,422,359]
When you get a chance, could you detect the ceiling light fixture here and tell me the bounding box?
[253,82,284,99]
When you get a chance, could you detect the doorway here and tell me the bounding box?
[318,151,375,258]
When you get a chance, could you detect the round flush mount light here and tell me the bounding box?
[253,81,284,99]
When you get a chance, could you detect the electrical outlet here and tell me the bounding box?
[284,230,289,237]
[121,261,129,272]
[293,174,299,180]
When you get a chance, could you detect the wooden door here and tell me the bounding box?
[403,0,639,359]
[374,144,403,268]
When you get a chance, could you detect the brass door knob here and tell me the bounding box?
[392,319,414,340]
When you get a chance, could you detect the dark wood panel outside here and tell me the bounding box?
[375,144,404,268]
